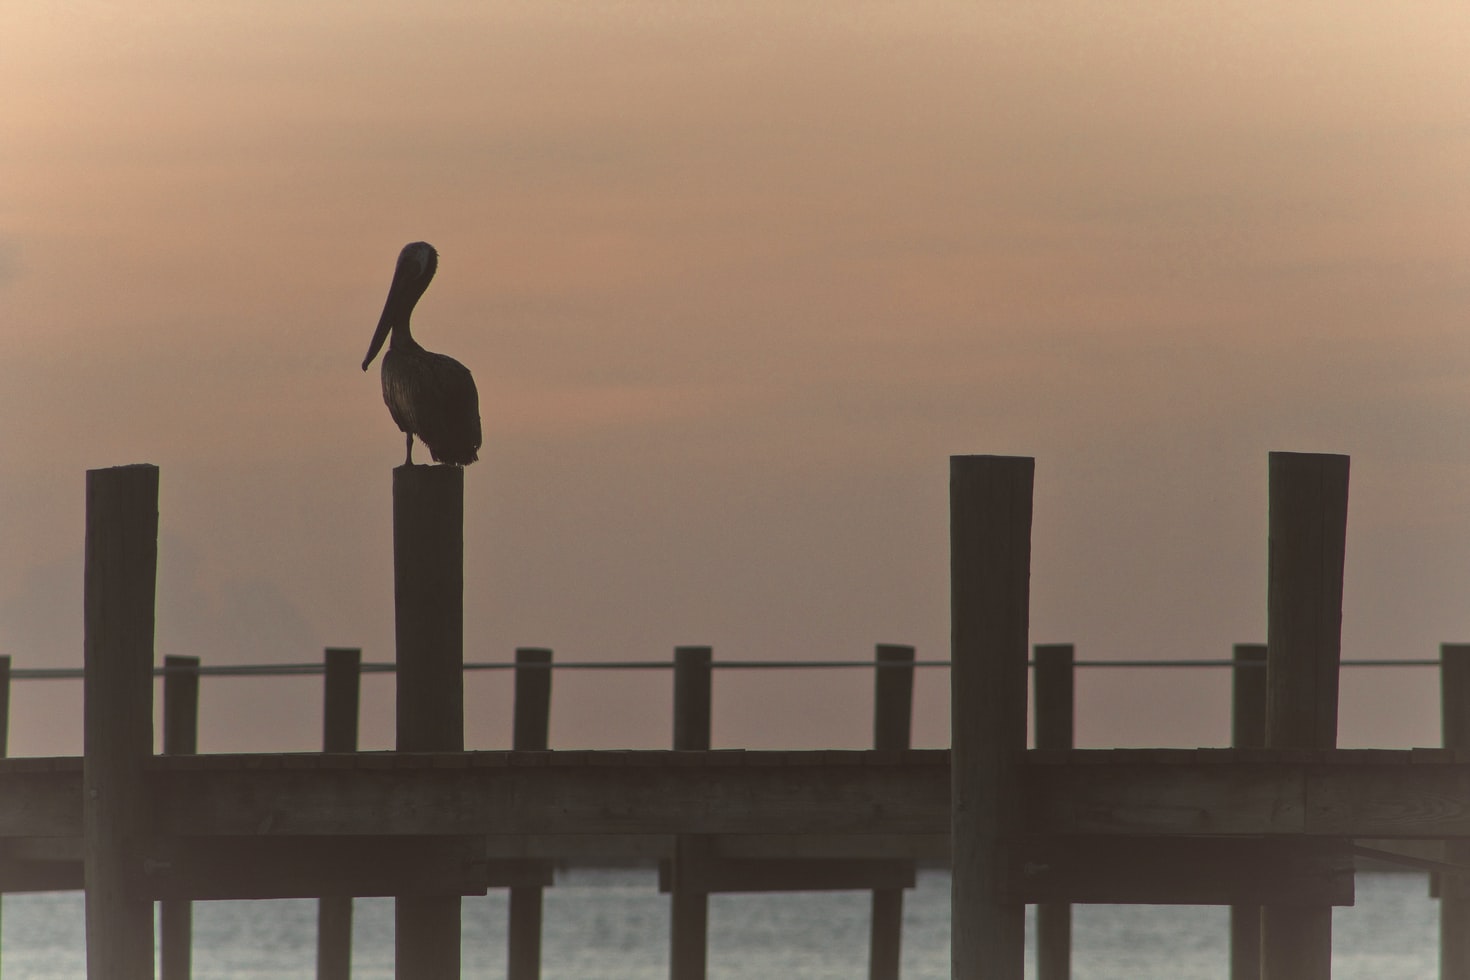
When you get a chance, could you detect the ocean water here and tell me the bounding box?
[0,869,1438,979]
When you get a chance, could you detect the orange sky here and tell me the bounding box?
[1,3,1468,755]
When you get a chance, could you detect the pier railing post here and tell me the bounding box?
[392,464,465,980]
[161,655,200,980]
[318,647,361,980]
[670,645,712,980]
[1033,643,1074,980]
[1441,643,1470,979]
[950,455,1032,980]
[509,647,553,980]
[869,643,915,980]
[0,653,8,962]
[1229,643,1267,980]
[83,463,159,980]
[1261,452,1348,980]
[0,654,9,757]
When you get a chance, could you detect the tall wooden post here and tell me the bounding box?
[1033,643,1074,980]
[393,465,465,980]
[1441,644,1470,979]
[870,643,915,980]
[950,455,1032,980]
[318,647,362,980]
[1230,643,1268,980]
[670,645,713,980]
[161,655,200,980]
[509,647,553,980]
[1261,452,1348,980]
[83,463,159,980]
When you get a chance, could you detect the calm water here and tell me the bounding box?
[0,869,1439,979]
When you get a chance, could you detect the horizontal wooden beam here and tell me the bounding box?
[142,837,551,900]
[1011,837,1354,906]
[0,765,82,837]
[1022,751,1470,839]
[0,856,83,892]
[6,749,1470,843]
[151,751,951,838]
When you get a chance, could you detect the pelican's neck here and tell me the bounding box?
[389,317,419,350]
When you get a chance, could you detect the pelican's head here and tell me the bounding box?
[362,242,440,370]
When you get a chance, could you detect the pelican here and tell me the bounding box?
[361,242,482,466]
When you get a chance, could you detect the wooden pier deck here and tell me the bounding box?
[7,452,1470,977]
[5,747,1469,891]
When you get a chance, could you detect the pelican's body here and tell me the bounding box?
[362,242,482,466]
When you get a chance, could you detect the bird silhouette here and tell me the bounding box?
[361,242,481,466]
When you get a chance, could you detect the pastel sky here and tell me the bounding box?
[2,3,1468,756]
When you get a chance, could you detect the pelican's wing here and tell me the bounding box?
[383,349,482,465]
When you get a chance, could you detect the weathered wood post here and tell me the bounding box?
[0,652,9,962]
[1441,643,1470,979]
[1261,452,1348,980]
[869,643,915,980]
[670,645,713,980]
[83,463,159,979]
[950,455,1033,980]
[509,647,553,980]
[1033,643,1074,980]
[1230,643,1267,980]
[393,465,465,980]
[318,646,362,980]
[0,655,9,756]
[161,655,200,980]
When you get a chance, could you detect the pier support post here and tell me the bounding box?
[1230,643,1267,980]
[509,647,553,980]
[869,643,915,980]
[950,455,1032,980]
[1441,644,1470,979]
[1033,643,1074,980]
[161,655,200,980]
[318,647,361,980]
[1261,452,1348,980]
[83,463,159,980]
[392,465,465,980]
[670,645,713,980]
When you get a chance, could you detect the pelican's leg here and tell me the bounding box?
[404,432,414,466]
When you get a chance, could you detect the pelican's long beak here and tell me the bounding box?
[362,308,393,371]
[363,242,433,370]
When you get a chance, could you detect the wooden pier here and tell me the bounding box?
[2,453,1470,978]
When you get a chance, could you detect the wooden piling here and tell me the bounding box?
[161,655,200,980]
[509,647,553,980]
[671,645,713,980]
[392,464,465,980]
[83,463,159,980]
[869,643,915,980]
[318,647,361,980]
[1230,643,1267,980]
[950,455,1032,980]
[0,653,8,962]
[1261,452,1348,980]
[1033,643,1074,980]
[1441,644,1470,980]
